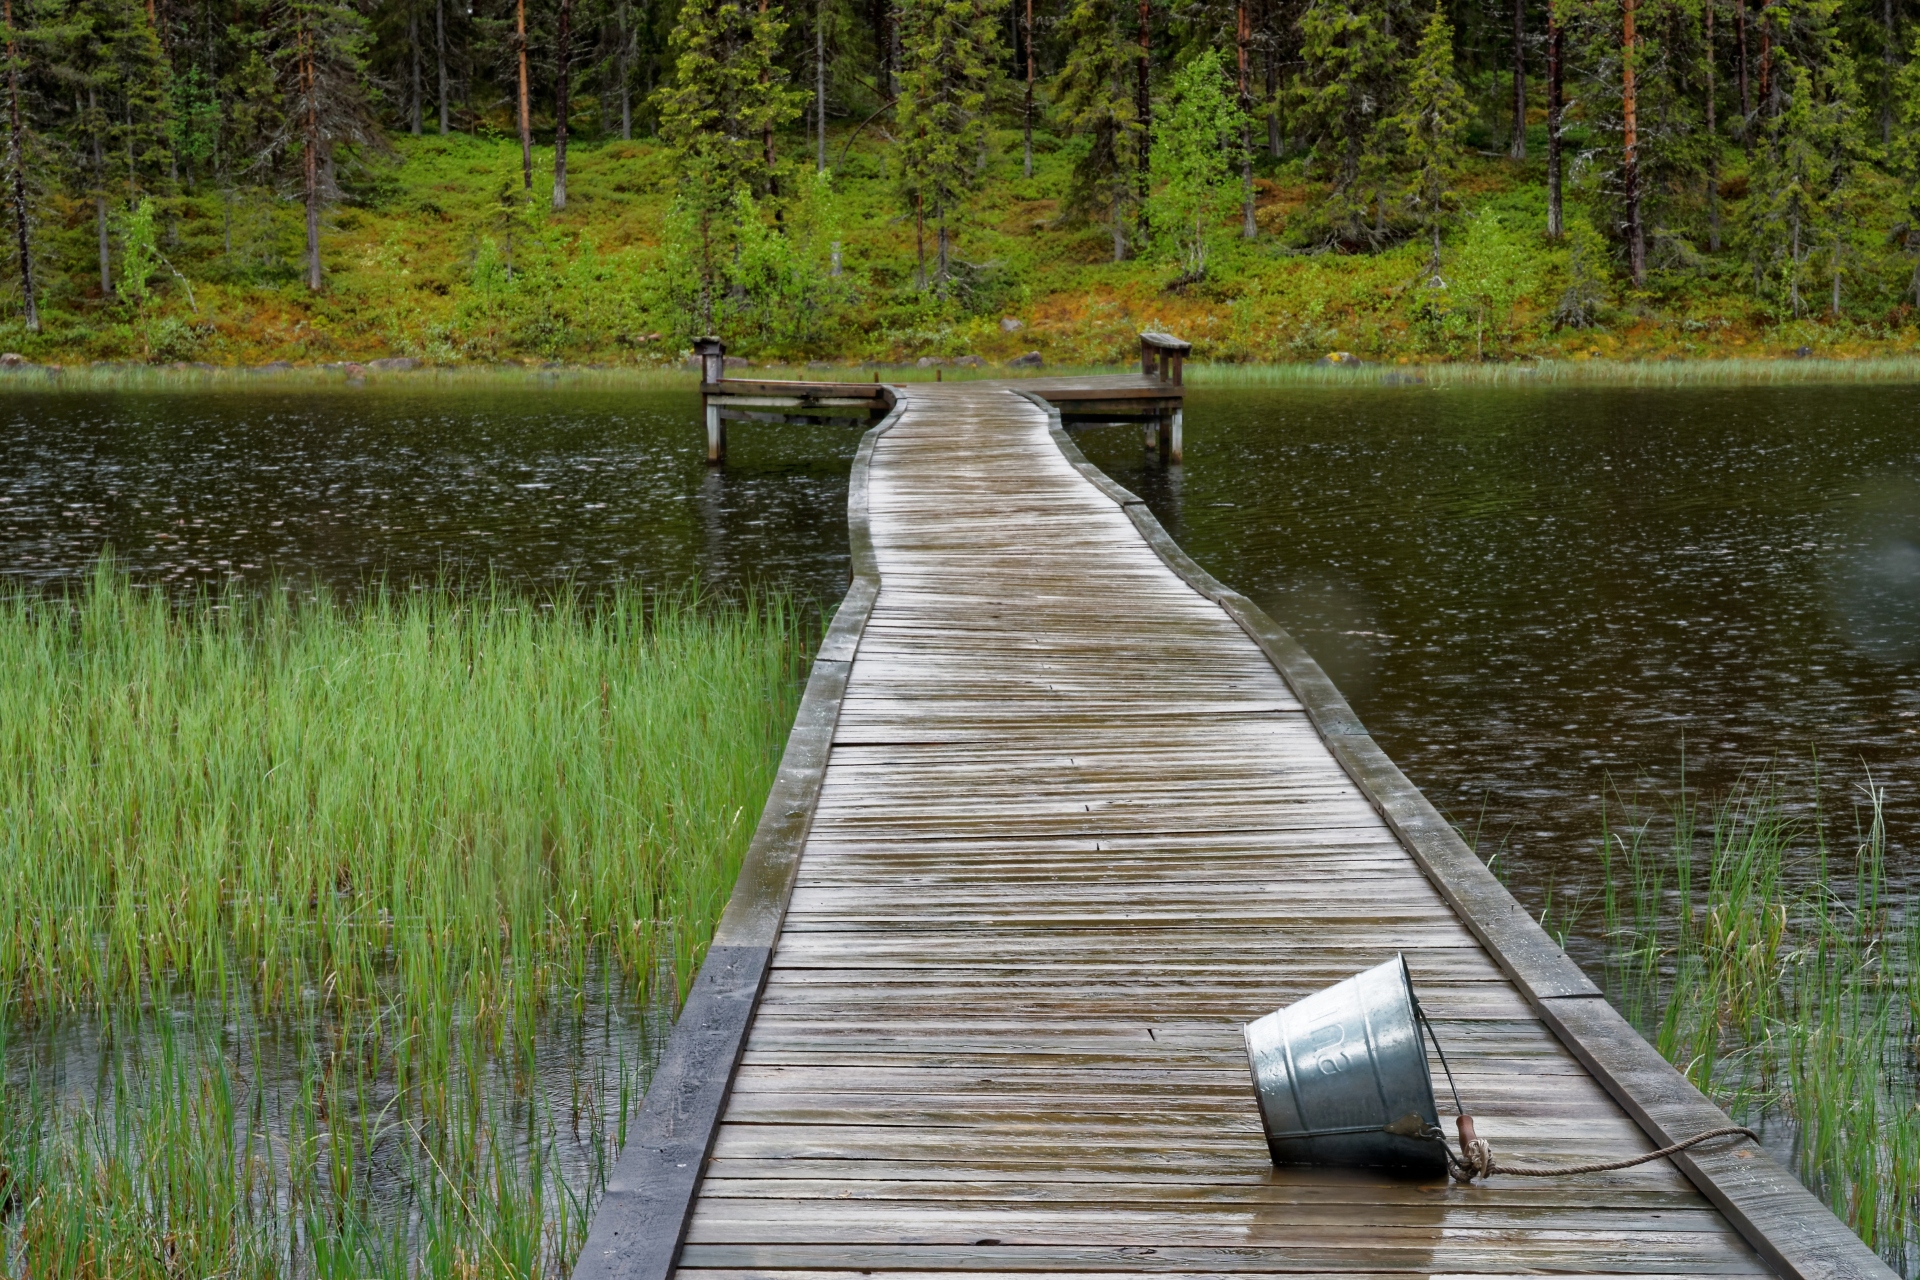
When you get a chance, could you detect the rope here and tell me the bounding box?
[1414,999,1758,1182]
[1443,1123,1762,1184]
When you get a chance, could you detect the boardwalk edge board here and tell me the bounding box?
[573,392,906,1280]
[1024,390,1893,1280]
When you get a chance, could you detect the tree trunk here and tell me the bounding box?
[89,88,113,296]
[2,0,37,331]
[1735,0,1749,126]
[1832,234,1842,316]
[873,0,891,97]
[937,219,949,282]
[1705,0,1720,249]
[1238,0,1254,238]
[1138,0,1151,207]
[1883,0,1895,145]
[1023,0,1033,177]
[437,0,449,133]
[1511,0,1526,158]
[817,0,827,170]
[1758,0,1772,114]
[302,31,322,292]
[760,0,778,204]
[915,192,925,287]
[409,6,423,134]
[1623,0,1643,285]
[1546,0,1562,235]
[1111,192,1126,261]
[1266,43,1280,156]
[619,0,632,140]
[554,0,570,208]
[515,0,532,190]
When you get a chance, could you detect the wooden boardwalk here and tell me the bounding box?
[580,379,1889,1280]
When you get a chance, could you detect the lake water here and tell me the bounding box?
[6,380,1919,926]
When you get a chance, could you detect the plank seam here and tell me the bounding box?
[572,389,905,1280]
[1019,388,1894,1280]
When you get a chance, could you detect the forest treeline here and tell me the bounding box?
[3,0,1920,361]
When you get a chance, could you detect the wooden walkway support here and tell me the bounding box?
[695,334,1186,465]
[581,377,1892,1280]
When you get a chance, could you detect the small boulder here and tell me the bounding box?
[251,361,294,373]
[368,357,420,372]
[1008,351,1044,369]
[953,355,984,368]
[0,352,25,369]
[723,355,751,369]
[1315,350,1364,367]
[999,317,1024,332]
[1379,369,1425,386]
[1790,345,1814,358]
[915,355,951,368]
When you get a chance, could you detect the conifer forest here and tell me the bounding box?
[4,0,1920,363]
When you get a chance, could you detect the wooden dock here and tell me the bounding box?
[579,372,1891,1280]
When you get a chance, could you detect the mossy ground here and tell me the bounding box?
[8,122,1920,368]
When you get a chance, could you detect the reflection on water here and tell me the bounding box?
[1075,384,1920,941]
[0,388,859,603]
[3,960,662,1276]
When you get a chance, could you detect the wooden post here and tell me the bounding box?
[695,337,727,464]
[1168,408,1183,463]
[1140,336,1158,379]
[1157,411,1173,464]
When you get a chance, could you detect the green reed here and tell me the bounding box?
[0,562,807,1013]
[1186,355,1920,388]
[0,564,808,1278]
[1597,769,1920,1273]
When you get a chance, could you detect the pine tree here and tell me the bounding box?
[1053,0,1143,260]
[268,0,381,291]
[1285,0,1403,246]
[895,0,1006,287]
[1147,47,1245,280]
[1894,25,1920,302]
[1741,48,1862,314]
[1558,0,1716,283]
[1378,1,1467,267]
[2,0,36,330]
[655,0,802,327]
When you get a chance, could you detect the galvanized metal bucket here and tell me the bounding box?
[1243,954,1447,1173]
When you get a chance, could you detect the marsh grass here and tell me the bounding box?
[0,564,808,1277]
[1594,770,1920,1272]
[1184,355,1920,388]
[10,353,1920,393]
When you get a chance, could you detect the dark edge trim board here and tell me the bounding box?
[573,389,903,1280]
[1021,389,1895,1280]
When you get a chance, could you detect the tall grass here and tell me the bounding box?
[0,564,809,1277]
[12,353,1920,393]
[1186,355,1920,388]
[1596,770,1920,1273]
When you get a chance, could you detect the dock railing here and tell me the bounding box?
[694,337,895,463]
[1140,331,1192,386]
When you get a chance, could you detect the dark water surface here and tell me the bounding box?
[1077,384,1920,922]
[0,387,856,603]
[6,382,1920,918]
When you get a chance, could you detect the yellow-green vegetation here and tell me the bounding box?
[1591,773,1920,1272]
[0,564,808,1276]
[15,127,1920,370]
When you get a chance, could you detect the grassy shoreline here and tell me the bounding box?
[7,354,1920,393]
